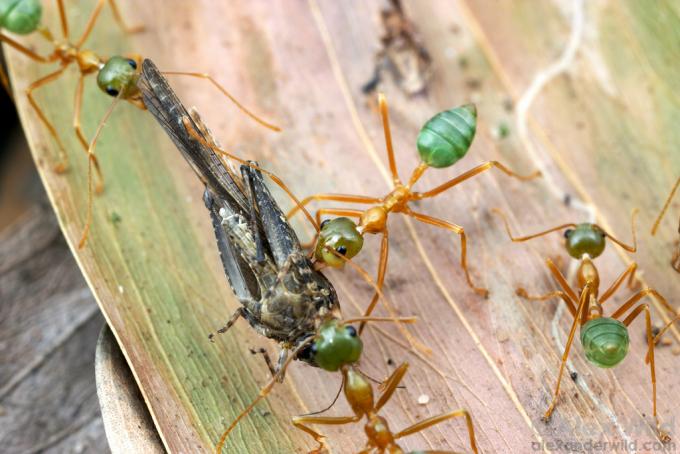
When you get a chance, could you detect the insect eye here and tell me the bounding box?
[106,87,119,97]
[320,219,330,229]
[298,342,317,360]
[336,245,348,255]
[127,59,137,69]
[345,326,357,337]
[564,229,573,238]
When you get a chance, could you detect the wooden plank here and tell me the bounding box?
[5,0,678,452]
[0,200,108,454]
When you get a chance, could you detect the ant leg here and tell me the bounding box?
[516,289,578,319]
[492,208,576,243]
[315,208,363,226]
[516,258,580,317]
[291,414,361,453]
[543,284,591,422]
[215,338,315,453]
[56,0,69,38]
[287,193,380,220]
[0,65,12,101]
[405,210,488,297]
[359,231,389,332]
[328,245,431,355]
[650,312,680,355]
[26,66,70,172]
[208,307,247,342]
[249,347,291,383]
[374,362,409,410]
[74,0,108,48]
[73,73,104,193]
[412,161,541,200]
[0,33,51,63]
[652,177,680,235]
[164,71,280,131]
[394,408,478,454]
[618,303,670,442]
[610,288,678,323]
[600,262,638,304]
[249,348,277,377]
[107,0,145,34]
[377,93,401,185]
[77,96,121,249]
[183,117,320,231]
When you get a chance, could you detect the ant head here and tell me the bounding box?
[0,0,42,35]
[564,223,606,259]
[299,320,362,372]
[97,56,141,99]
[315,217,364,267]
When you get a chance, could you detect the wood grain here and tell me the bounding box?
[4,0,679,452]
[0,198,108,454]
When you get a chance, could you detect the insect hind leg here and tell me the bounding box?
[208,307,247,342]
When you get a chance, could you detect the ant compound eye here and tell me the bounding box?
[106,87,119,97]
[345,326,357,337]
[336,245,348,256]
[564,229,573,239]
[298,342,317,360]
[127,59,137,69]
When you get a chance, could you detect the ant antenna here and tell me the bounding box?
[300,375,345,417]
[215,336,315,454]
[492,208,576,242]
[597,208,638,253]
[79,94,122,248]
[323,246,431,355]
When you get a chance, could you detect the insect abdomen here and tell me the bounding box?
[416,104,477,168]
[0,0,42,35]
[580,317,629,368]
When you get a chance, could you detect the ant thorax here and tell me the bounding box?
[576,255,600,294]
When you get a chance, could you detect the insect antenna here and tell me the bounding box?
[215,336,315,454]
[356,367,406,391]
[651,178,679,235]
[298,375,345,417]
[492,208,576,242]
[596,208,638,252]
[78,94,123,248]
[342,316,417,325]
[323,246,431,355]
[162,71,281,132]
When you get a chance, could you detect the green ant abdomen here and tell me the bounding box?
[0,0,42,35]
[416,104,476,169]
[580,317,629,368]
